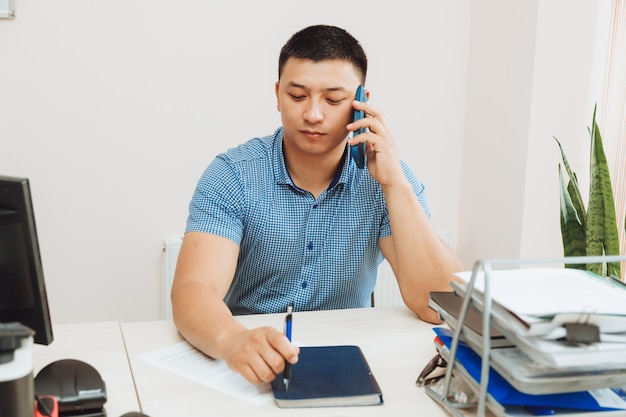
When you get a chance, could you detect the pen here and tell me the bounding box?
[284,305,293,391]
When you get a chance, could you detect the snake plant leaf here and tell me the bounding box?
[558,164,586,268]
[586,108,620,277]
[554,137,586,227]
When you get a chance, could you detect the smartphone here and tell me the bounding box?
[350,85,367,169]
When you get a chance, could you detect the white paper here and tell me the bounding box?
[589,387,626,409]
[138,341,273,405]
[455,268,626,318]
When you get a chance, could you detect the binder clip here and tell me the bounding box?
[564,322,600,345]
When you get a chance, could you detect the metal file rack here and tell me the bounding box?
[424,255,626,417]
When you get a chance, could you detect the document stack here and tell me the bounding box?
[424,256,626,417]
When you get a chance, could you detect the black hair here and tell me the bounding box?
[278,25,367,84]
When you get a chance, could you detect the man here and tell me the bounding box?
[171,24,463,385]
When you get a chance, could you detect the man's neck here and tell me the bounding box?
[284,149,344,199]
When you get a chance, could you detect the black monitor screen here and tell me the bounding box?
[0,176,53,345]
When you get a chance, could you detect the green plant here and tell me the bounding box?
[555,106,621,278]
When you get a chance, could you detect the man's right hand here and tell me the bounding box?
[221,326,299,384]
[171,232,299,384]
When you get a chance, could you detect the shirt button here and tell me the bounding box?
[307,241,313,251]
[301,281,308,289]
[312,204,318,209]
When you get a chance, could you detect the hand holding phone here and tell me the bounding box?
[350,85,367,169]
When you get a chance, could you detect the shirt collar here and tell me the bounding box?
[273,127,352,191]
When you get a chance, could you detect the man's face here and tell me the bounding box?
[275,58,362,159]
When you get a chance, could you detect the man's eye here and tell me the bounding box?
[289,94,305,100]
[327,98,344,105]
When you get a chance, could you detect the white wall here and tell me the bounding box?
[521,0,612,260]
[0,0,611,324]
[457,0,612,266]
[0,1,470,323]
[458,0,540,265]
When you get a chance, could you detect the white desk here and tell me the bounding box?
[32,321,141,417]
[121,306,450,416]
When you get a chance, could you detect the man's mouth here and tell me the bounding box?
[301,130,324,139]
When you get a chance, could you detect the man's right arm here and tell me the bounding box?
[170,231,299,384]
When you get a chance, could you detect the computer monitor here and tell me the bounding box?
[0,176,53,345]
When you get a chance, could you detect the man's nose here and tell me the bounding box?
[304,100,323,123]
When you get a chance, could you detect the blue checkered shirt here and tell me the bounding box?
[186,127,430,315]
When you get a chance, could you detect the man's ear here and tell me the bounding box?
[275,81,281,112]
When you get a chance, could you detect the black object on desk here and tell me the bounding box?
[271,345,383,408]
[429,291,512,347]
[0,322,35,417]
[35,359,107,417]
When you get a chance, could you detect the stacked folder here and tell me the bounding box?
[452,268,626,368]
[425,267,626,417]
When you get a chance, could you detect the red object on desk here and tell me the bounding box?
[34,395,58,417]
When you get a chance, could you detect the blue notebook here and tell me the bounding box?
[271,345,383,408]
[433,327,626,412]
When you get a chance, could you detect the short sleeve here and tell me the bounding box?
[186,155,246,245]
